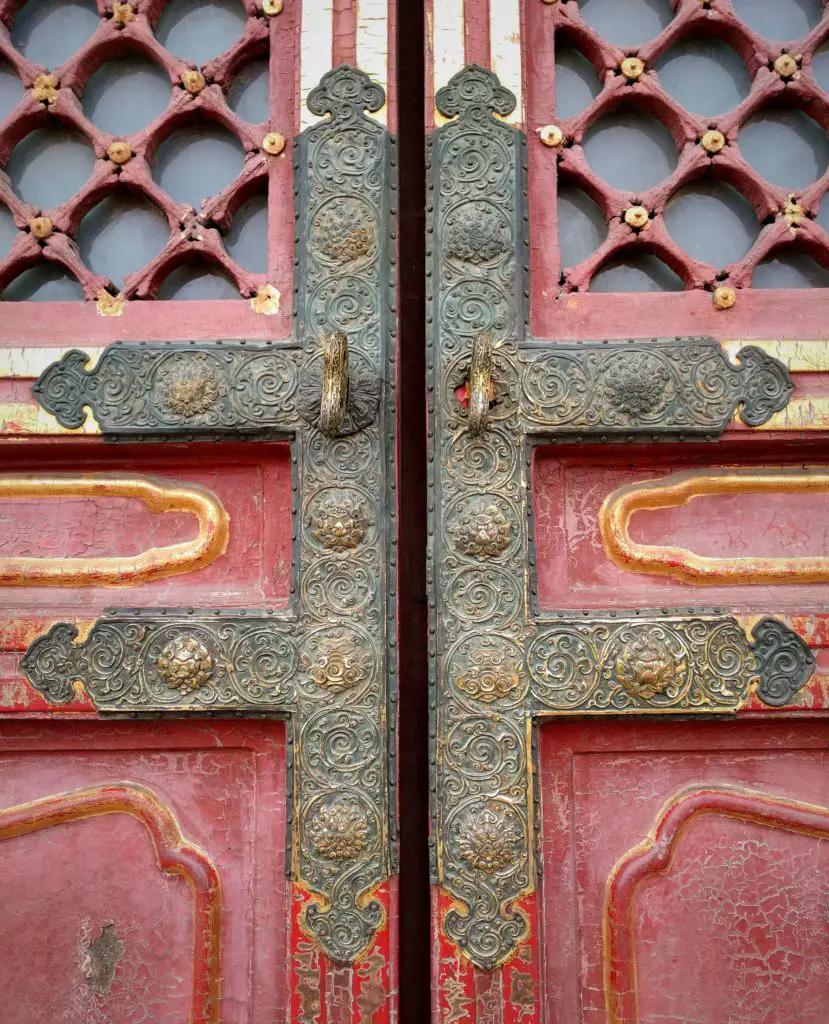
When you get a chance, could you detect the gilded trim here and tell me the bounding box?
[601,469,829,585]
[0,475,228,586]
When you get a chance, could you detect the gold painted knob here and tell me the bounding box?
[782,195,806,226]
[32,74,59,104]
[620,57,645,81]
[29,216,53,239]
[112,2,136,24]
[701,129,725,154]
[181,69,206,94]
[713,286,736,310]
[263,132,286,155]
[624,205,649,229]
[107,140,132,165]
[263,0,283,12]
[539,124,563,147]
[774,53,800,79]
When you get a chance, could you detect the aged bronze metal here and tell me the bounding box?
[318,331,349,437]
[468,332,493,436]
[427,66,814,972]
[23,65,396,968]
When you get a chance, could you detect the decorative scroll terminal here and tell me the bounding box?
[519,340,793,438]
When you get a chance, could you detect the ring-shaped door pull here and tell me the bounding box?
[319,331,349,437]
[468,332,493,436]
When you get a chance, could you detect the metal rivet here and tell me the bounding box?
[624,205,649,229]
[181,69,206,94]
[29,216,53,239]
[263,132,286,155]
[713,286,736,310]
[701,129,725,154]
[263,0,283,12]
[107,140,132,164]
[539,124,563,147]
[620,56,645,81]
[774,53,800,80]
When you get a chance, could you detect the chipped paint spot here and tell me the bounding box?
[81,923,125,996]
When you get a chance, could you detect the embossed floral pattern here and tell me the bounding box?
[309,798,369,861]
[614,631,676,700]
[309,491,370,550]
[157,635,214,693]
[157,356,220,418]
[457,803,521,872]
[311,197,376,263]
[601,352,671,419]
[456,646,520,703]
[445,203,510,264]
[302,633,370,694]
[449,498,512,559]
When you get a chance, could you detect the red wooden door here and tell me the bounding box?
[426,2,829,1021]
[0,2,398,1021]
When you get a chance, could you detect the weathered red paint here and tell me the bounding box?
[0,719,288,1022]
[539,719,829,1024]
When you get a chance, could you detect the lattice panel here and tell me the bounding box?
[0,0,288,305]
[540,0,829,298]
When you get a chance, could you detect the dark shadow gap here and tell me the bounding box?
[396,0,429,1019]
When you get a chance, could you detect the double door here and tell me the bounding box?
[2,1,829,1021]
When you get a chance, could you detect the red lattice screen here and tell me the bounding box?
[527,0,829,338]
[0,0,296,316]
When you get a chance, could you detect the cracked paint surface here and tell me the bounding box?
[538,719,829,1024]
[0,720,287,1023]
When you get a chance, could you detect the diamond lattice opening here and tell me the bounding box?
[590,253,683,292]
[739,107,829,190]
[557,184,606,269]
[664,182,759,267]
[158,260,239,299]
[155,0,247,65]
[731,0,823,40]
[228,58,270,123]
[84,54,172,135]
[555,45,602,119]
[3,264,83,301]
[224,190,268,272]
[12,0,99,69]
[583,106,677,191]
[153,119,245,211]
[579,0,673,46]
[8,126,95,209]
[77,193,170,289]
[753,251,829,288]
[656,37,751,116]
[0,61,24,121]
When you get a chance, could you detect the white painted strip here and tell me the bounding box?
[300,0,335,128]
[432,0,465,124]
[356,0,389,124]
[0,347,105,378]
[490,0,523,125]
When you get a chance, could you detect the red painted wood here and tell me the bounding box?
[0,439,293,616]
[532,438,829,612]
[538,718,829,1024]
[0,719,287,1023]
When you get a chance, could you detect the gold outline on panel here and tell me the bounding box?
[600,468,829,585]
[0,476,229,586]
